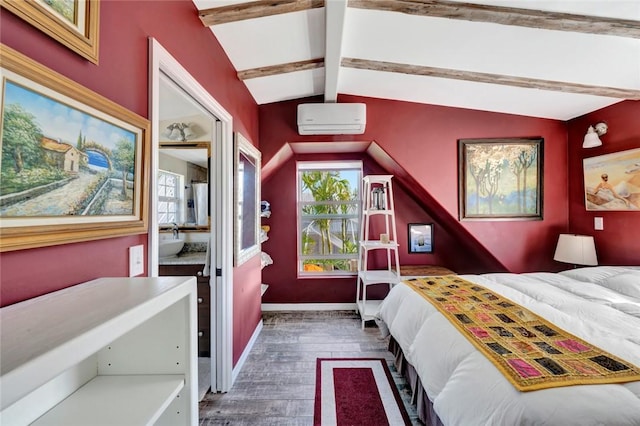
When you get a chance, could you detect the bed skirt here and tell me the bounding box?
[389,337,444,426]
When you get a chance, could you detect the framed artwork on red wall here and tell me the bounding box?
[0,0,99,63]
[458,138,544,221]
[0,44,149,252]
[408,223,433,253]
[583,147,640,211]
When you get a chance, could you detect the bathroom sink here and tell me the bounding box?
[159,238,185,258]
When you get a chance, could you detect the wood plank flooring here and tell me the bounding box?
[199,311,420,425]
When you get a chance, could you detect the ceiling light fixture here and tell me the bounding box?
[166,122,194,142]
[582,122,607,148]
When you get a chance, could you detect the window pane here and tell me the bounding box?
[297,162,361,276]
[157,170,183,224]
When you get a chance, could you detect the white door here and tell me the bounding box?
[149,38,233,393]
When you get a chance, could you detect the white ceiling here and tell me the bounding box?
[193,0,640,120]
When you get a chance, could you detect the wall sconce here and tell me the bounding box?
[582,122,608,148]
[553,234,598,267]
[166,122,194,142]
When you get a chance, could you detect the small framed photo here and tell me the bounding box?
[408,223,433,253]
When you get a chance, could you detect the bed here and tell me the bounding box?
[375,266,640,426]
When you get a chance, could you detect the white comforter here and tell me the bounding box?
[376,266,640,426]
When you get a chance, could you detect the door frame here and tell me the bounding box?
[148,38,234,392]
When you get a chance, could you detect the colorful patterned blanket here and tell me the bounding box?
[405,275,640,391]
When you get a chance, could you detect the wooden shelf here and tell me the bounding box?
[358,270,400,285]
[357,175,400,328]
[0,277,198,425]
[32,375,184,426]
[356,299,384,322]
[360,240,399,250]
[362,209,394,216]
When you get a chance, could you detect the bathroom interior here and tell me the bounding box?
[157,72,215,399]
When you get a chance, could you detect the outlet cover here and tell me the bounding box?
[594,217,604,231]
[129,245,144,277]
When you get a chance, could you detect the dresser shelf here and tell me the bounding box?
[0,276,198,425]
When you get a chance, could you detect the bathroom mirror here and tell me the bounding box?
[159,142,210,230]
[234,132,261,266]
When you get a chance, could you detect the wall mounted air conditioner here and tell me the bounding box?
[297,103,366,135]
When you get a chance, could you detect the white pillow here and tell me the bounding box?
[600,272,640,299]
[558,266,630,283]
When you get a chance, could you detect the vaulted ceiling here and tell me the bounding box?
[192,0,640,120]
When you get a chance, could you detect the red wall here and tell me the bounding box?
[260,95,570,303]
[566,101,640,265]
[0,1,262,364]
[261,154,495,304]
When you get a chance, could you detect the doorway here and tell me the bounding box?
[149,38,234,394]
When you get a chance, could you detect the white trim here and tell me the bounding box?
[231,319,263,383]
[261,303,357,311]
[148,38,234,393]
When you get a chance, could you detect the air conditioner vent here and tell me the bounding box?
[297,103,366,135]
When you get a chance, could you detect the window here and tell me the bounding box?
[158,169,184,224]
[297,161,362,276]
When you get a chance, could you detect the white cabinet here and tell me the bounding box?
[0,276,198,425]
[356,175,401,328]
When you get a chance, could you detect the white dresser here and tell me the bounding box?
[0,276,198,425]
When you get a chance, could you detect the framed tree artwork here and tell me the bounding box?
[458,138,543,220]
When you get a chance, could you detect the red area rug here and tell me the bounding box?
[314,358,411,426]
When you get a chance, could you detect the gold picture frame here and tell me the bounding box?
[1,0,100,63]
[0,44,149,251]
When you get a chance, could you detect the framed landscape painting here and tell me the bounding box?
[0,44,149,251]
[0,0,100,63]
[583,147,640,211]
[458,138,543,220]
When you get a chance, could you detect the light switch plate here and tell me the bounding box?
[594,217,604,231]
[129,245,144,277]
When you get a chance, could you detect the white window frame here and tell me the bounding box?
[297,160,362,277]
[157,169,184,225]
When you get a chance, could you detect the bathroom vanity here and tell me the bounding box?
[159,257,210,358]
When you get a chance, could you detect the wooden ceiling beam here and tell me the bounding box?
[238,58,324,80]
[199,0,324,26]
[348,0,640,39]
[342,57,640,100]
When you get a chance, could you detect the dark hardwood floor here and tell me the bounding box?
[199,311,420,425]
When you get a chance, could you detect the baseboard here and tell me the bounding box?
[261,303,357,311]
[231,318,263,384]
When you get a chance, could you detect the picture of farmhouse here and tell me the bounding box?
[41,136,88,174]
[0,80,138,217]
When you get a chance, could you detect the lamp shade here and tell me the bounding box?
[582,126,602,148]
[553,234,598,266]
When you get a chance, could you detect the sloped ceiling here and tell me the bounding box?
[193,0,640,120]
